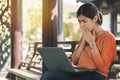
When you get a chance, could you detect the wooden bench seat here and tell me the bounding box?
[7,41,77,80]
[7,69,41,80]
[7,42,43,80]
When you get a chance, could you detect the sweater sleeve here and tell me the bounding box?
[71,44,80,65]
[71,51,79,65]
[93,34,116,73]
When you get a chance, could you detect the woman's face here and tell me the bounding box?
[77,15,95,32]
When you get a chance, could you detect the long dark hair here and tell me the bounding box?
[77,3,103,25]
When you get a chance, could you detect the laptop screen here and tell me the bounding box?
[37,47,75,72]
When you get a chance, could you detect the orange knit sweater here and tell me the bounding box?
[72,31,116,77]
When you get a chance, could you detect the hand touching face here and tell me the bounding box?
[78,15,96,45]
[81,26,95,45]
[78,15,94,32]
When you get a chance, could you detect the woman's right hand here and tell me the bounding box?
[75,36,86,57]
[72,36,86,65]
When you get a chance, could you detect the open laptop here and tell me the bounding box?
[37,47,96,73]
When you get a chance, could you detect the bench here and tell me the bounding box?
[7,41,77,80]
[7,69,41,80]
[7,40,120,80]
[21,42,42,69]
[7,42,43,80]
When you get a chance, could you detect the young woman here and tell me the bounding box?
[40,3,116,80]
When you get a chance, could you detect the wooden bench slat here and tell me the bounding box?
[7,69,41,80]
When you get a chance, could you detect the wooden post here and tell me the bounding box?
[42,0,58,47]
[58,0,63,41]
[42,0,58,72]
[11,0,22,69]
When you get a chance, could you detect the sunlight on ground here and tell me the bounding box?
[0,78,9,80]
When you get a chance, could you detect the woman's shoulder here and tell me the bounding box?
[96,30,115,42]
[100,30,116,41]
[103,31,115,37]
[99,30,114,37]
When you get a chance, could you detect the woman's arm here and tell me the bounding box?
[90,36,116,73]
[71,37,85,65]
[82,26,116,72]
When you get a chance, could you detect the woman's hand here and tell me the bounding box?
[81,26,96,46]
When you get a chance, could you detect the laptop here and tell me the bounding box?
[37,47,96,73]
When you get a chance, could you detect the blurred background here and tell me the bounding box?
[0,0,120,79]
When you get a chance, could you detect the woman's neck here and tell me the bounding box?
[94,25,103,35]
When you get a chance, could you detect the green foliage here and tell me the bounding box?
[23,4,42,44]
[23,0,81,44]
[63,16,81,41]
[63,1,82,41]
[27,8,42,28]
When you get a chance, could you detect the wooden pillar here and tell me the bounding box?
[42,0,58,72]
[42,0,58,47]
[11,0,22,68]
[109,3,113,34]
[58,0,63,41]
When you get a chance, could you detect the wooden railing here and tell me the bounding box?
[20,41,78,71]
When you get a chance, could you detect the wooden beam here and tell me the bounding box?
[42,0,58,47]
[11,0,22,68]
[42,0,58,72]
